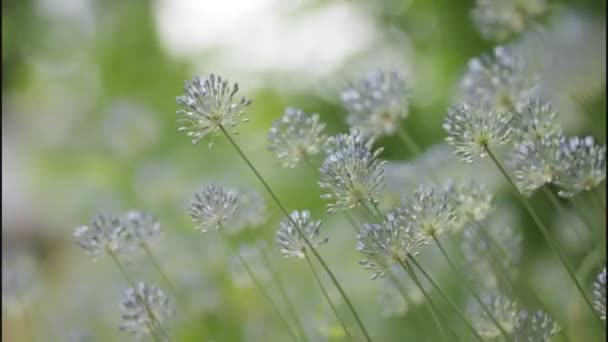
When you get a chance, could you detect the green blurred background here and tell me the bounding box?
[2,0,606,341]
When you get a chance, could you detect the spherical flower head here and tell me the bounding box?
[357,211,427,280]
[512,99,560,142]
[341,69,410,137]
[188,185,238,232]
[468,292,519,338]
[471,0,548,41]
[268,107,327,168]
[514,310,560,342]
[73,214,131,257]
[225,187,267,233]
[276,210,328,258]
[594,267,606,321]
[443,179,493,232]
[400,185,457,239]
[443,102,513,163]
[119,282,172,337]
[176,74,251,146]
[459,46,537,112]
[319,129,386,213]
[555,136,606,198]
[507,132,567,196]
[121,210,161,246]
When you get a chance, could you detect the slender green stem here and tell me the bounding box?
[432,236,509,339]
[303,252,353,340]
[237,254,300,342]
[369,202,384,222]
[343,212,361,234]
[396,259,450,342]
[543,187,595,237]
[141,243,188,313]
[406,255,485,341]
[106,247,170,342]
[219,125,373,342]
[261,251,309,342]
[483,145,601,323]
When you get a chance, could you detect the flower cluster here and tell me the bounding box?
[554,136,606,198]
[276,210,328,258]
[443,179,493,232]
[399,185,457,239]
[119,282,173,337]
[188,185,238,232]
[73,214,131,257]
[594,267,606,321]
[319,129,386,213]
[341,69,410,137]
[471,0,548,41]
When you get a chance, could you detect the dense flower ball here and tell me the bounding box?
[594,267,606,321]
[555,136,607,198]
[119,282,172,337]
[399,185,457,239]
[512,99,560,142]
[468,292,519,338]
[276,210,328,258]
[341,69,410,137]
[268,107,327,168]
[319,129,385,213]
[443,102,512,163]
[507,132,566,196]
[121,210,161,246]
[443,179,493,232]
[73,214,131,257]
[459,46,537,112]
[514,310,560,341]
[357,211,426,280]
[176,74,251,146]
[471,0,548,41]
[188,185,238,232]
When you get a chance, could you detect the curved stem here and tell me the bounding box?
[432,236,510,339]
[303,252,353,340]
[483,145,601,324]
[261,251,309,342]
[220,125,373,341]
[407,255,485,341]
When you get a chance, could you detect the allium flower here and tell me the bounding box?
[443,179,493,232]
[554,136,606,198]
[119,282,172,337]
[507,132,566,196]
[73,214,131,257]
[176,74,251,146]
[594,267,606,320]
[268,107,327,168]
[121,210,161,246]
[512,99,560,141]
[471,0,548,41]
[443,102,512,163]
[341,69,410,137]
[514,310,560,341]
[357,211,427,280]
[459,46,537,112]
[399,186,457,239]
[188,185,238,232]
[468,292,519,338]
[276,210,328,258]
[226,187,267,233]
[319,129,385,213]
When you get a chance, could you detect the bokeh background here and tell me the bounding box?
[2,0,606,341]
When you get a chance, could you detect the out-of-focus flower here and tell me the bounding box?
[73,214,131,257]
[555,136,606,198]
[514,310,560,341]
[512,99,560,141]
[399,185,457,239]
[188,185,238,232]
[226,187,267,234]
[268,107,327,168]
[594,267,606,321]
[319,129,385,213]
[443,102,512,163]
[2,251,39,314]
[443,179,493,232]
[507,132,566,196]
[341,69,410,137]
[119,282,173,337]
[459,46,537,112]
[276,210,328,258]
[357,211,426,280]
[468,292,519,338]
[471,0,548,41]
[121,210,161,246]
[176,74,251,146]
